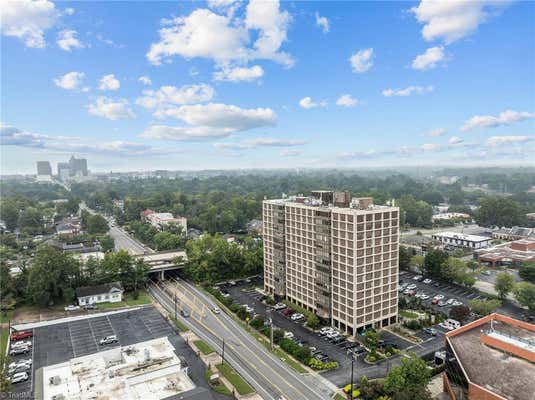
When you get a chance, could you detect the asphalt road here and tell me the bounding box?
[109,224,148,255]
[149,279,337,400]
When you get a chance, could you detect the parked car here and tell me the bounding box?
[180,310,190,318]
[423,327,437,336]
[9,347,30,356]
[99,335,118,345]
[433,294,445,300]
[438,301,447,307]
[452,300,463,307]
[10,372,29,384]
[413,275,424,281]
[283,308,295,316]
[64,305,80,311]
[420,294,430,300]
[211,307,221,314]
[423,278,433,284]
[431,298,440,305]
[9,359,32,370]
[221,292,231,298]
[10,331,33,341]
[11,341,32,349]
[283,331,294,339]
[291,313,304,321]
[273,303,287,311]
[8,363,30,374]
[244,305,254,313]
[84,303,97,310]
[407,284,417,290]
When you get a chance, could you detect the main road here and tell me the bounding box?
[148,279,337,400]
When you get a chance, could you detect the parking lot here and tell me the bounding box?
[6,306,228,400]
[220,278,436,386]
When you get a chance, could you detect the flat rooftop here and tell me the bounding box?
[264,196,396,212]
[448,316,535,400]
[39,337,195,400]
[432,231,490,242]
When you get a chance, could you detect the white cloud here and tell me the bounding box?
[87,97,136,120]
[215,137,306,149]
[426,128,446,137]
[448,136,463,145]
[461,110,535,131]
[421,143,439,151]
[138,76,152,85]
[2,124,169,157]
[299,97,327,109]
[64,7,75,16]
[315,12,330,33]
[54,71,86,90]
[160,103,277,132]
[213,65,264,82]
[382,85,434,97]
[412,46,444,70]
[486,135,533,147]
[141,125,233,141]
[57,29,84,51]
[0,0,60,48]
[336,94,359,107]
[411,0,512,44]
[136,84,215,113]
[147,1,293,67]
[207,0,241,17]
[98,74,120,91]
[349,48,374,73]
[280,149,302,157]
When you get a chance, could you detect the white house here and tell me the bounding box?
[76,282,124,306]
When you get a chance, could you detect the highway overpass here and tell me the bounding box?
[137,250,188,279]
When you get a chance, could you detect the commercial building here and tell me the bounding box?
[443,313,535,400]
[475,238,535,267]
[36,337,195,400]
[263,192,399,335]
[75,282,124,305]
[431,213,471,222]
[141,209,187,232]
[36,161,52,175]
[69,155,88,177]
[57,162,70,181]
[431,232,491,249]
[492,226,535,241]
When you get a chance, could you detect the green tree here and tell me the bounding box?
[0,201,19,230]
[398,195,433,228]
[423,249,448,278]
[364,330,379,351]
[98,235,115,252]
[519,263,535,284]
[154,231,184,251]
[475,197,526,227]
[306,314,320,330]
[399,246,412,270]
[18,206,44,234]
[383,354,431,400]
[85,214,109,235]
[26,247,82,306]
[449,305,470,323]
[469,299,502,316]
[494,272,515,299]
[410,255,425,273]
[514,282,535,311]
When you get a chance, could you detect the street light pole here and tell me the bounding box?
[174,293,177,319]
[221,339,225,365]
[347,351,356,400]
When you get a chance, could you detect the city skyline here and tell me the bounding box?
[2,0,534,174]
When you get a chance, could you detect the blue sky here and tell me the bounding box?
[1,0,534,174]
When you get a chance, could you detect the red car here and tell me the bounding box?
[10,331,33,341]
[283,308,295,316]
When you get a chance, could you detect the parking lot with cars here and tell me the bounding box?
[218,278,432,386]
[6,306,229,400]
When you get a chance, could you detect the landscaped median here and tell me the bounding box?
[194,339,215,355]
[216,362,255,395]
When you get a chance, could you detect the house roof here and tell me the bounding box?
[75,282,123,298]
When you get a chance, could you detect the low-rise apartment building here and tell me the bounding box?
[141,209,187,232]
[263,192,399,335]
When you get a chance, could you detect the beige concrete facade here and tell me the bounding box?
[263,194,399,335]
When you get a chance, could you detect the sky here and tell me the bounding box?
[1,0,534,174]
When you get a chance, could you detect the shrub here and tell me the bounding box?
[250,317,265,330]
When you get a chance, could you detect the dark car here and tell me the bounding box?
[84,304,98,310]
[181,310,190,318]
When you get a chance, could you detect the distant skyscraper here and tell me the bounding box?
[57,162,70,181]
[36,161,52,176]
[68,155,88,176]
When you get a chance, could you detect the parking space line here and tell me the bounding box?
[67,323,77,358]
[87,319,100,351]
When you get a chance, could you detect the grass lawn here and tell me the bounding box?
[1,328,9,356]
[171,317,189,332]
[205,369,232,396]
[96,291,152,309]
[0,310,13,324]
[194,340,215,355]
[216,363,255,395]
[399,310,419,319]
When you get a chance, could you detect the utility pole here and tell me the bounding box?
[174,293,177,319]
[221,339,225,365]
[266,309,274,350]
[347,351,356,400]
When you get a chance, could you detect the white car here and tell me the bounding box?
[420,295,430,300]
[244,305,254,313]
[452,300,463,307]
[291,313,304,321]
[284,331,294,339]
[99,335,118,345]
[273,303,287,311]
[407,284,417,290]
[212,307,221,314]
[423,278,433,284]
[319,327,335,335]
[11,340,32,349]
[446,298,455,305]
[8,363,30,374]
[10,372,29,384]
[64,305,80,311]
[433,294,445,300]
